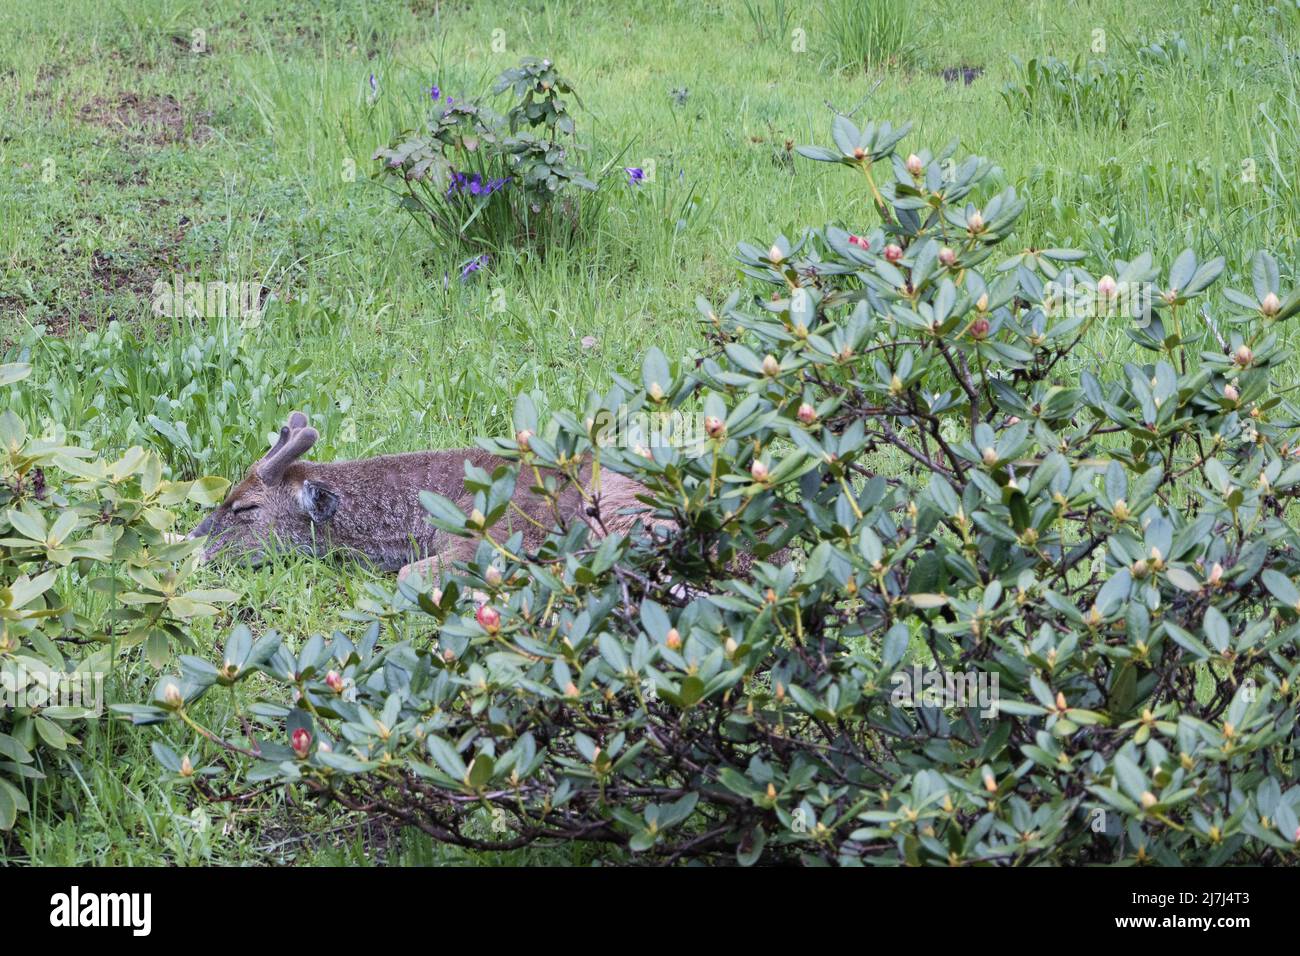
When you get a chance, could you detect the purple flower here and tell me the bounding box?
[459,254,490,281]
[446,170,510,199]
[368,74,378,96]
[624,167,646,186]
[428,84,441,101]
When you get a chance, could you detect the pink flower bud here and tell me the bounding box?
[969,318,990,339]
[938,247,956,267]
[884,244,903,263]
[966,210,985,233]
[325,670,344,693]
[484,565,503,586]
[762,354,781,377]
[797,403,817,424]
[751,459,770,482]
[905,153,923,176]
[848,233,870,250]
[1096,275,1118,298]
[515,429,532,450]
[291,727,311,759]
[1261,292,1281,317]
[1234,345,1254,367]
[1223,383,1239,402]
[704,415,726,439]
[475,604,501,633]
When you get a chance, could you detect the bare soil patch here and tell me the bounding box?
[77,92,212,145]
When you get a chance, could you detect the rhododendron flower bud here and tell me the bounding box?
[750,459,769,482]
[564,682,580,698]
[325,670,344,693]
[666,627,682,650]
[938,246,956,267]
[475,604,501,633]
[797,403,817,424]
[848,234,869,250]
[970,318,990,339]
[1224,383,1239,402]
[905,153,923,176]
[162,682,183,708]
[291,727,311,759]
[1096,275,1118,298]
[1140,791,1158,810]
[484,565,503,586]
[762,354,780,377]
[884,244,903,263]
[515,429,532,450]
[966,210,985,233]
[180,755,194,777]
[1261,291,1281,317]
[768,244,784,263]
[704,415,726,439]
[982,447,998,465]
[852,146,866,160]
[1234,345,1254,367]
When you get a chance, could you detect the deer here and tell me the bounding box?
[187,411,668,585]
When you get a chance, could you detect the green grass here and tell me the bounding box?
[1,0,1298,864]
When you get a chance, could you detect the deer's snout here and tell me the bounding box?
[188,512,216,540]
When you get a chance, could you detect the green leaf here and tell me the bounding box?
[0,363,32,387]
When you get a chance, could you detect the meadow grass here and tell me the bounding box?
[0,0,1297,864]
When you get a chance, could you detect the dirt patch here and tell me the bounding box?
[77,93,211,146]
[1,207,195,337]
[939,65,984,86]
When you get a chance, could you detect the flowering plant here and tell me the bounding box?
[373,57,597,252]
[139,116,1300,865]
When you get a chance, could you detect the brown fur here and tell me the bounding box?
[189,412,665,583]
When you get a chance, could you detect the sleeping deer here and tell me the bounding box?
[188,411,666,584]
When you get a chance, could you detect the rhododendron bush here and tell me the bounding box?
[126,116,1300,865]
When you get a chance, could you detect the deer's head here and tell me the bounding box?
[188,411,340,564]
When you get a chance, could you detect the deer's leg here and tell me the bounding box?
[397,554,444,589]
[397,536,479,590]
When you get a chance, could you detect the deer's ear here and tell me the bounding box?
[259,426,319,482]
[299,480,339,524]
